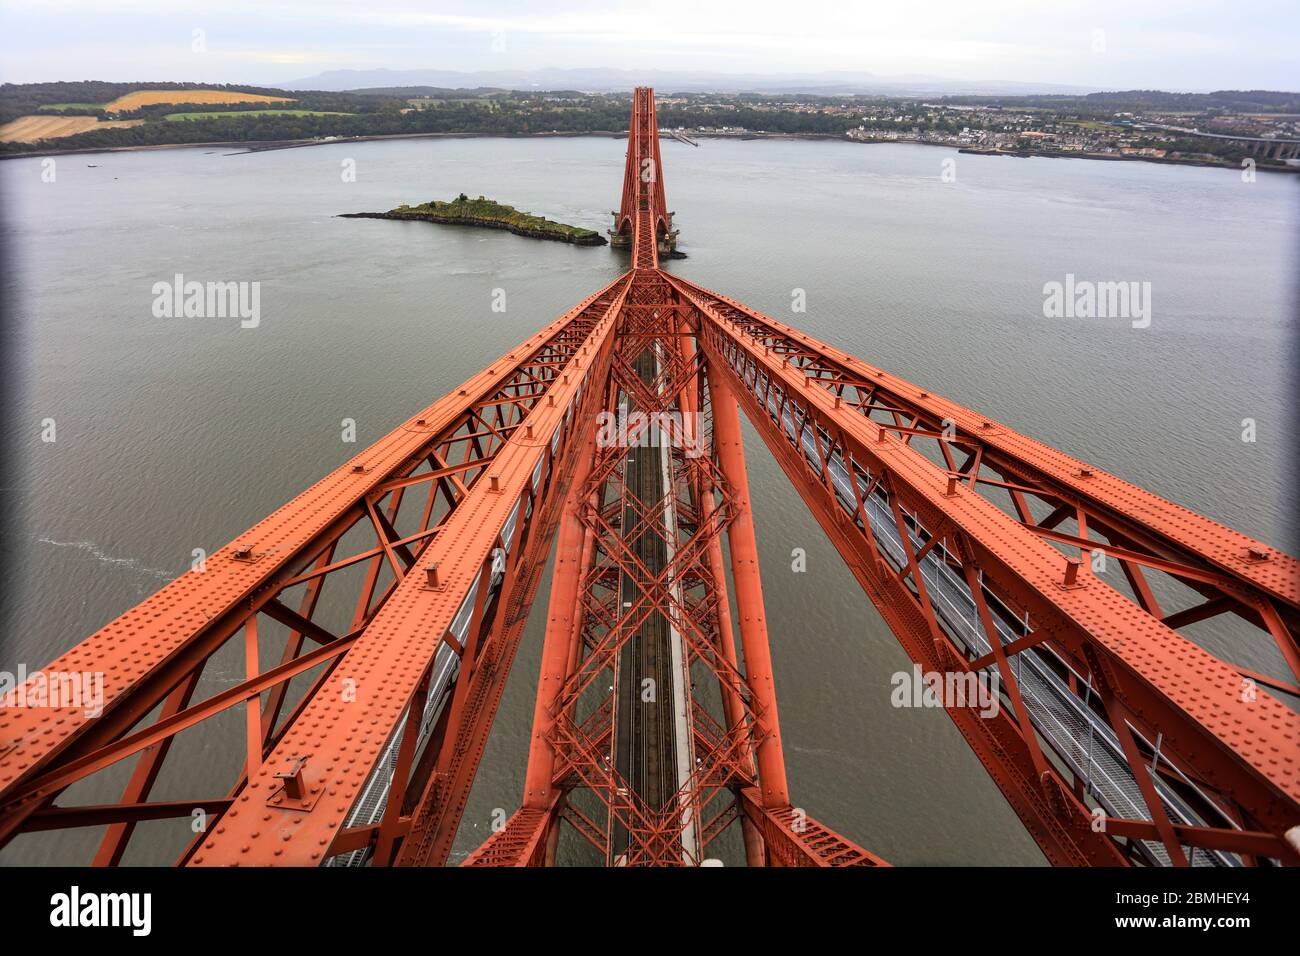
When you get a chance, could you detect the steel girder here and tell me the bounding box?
[5,86,1294,871]
[667,273,1300,867]
[519,270,766,865]
[0,275,629,865]
[668,278,1300,689]
[739,789,887,866]
[462,269,883,867]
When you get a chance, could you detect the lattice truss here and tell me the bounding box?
[1,88,1295,868]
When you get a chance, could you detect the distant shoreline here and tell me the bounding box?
[3,128,1296,174]
[0,129,627,160]
[843,135,1299,173]
[954,143,1299,173]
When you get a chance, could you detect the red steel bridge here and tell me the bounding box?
[2,88,1298,868]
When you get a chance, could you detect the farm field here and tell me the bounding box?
[104,89,293,111]
[0,114,142,143]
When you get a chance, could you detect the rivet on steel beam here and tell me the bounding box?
[426,564,441,588]
[1063,558,1081,587]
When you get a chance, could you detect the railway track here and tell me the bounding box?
[610,347,683,864]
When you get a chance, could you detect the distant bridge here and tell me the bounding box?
[1143,122,1300,159]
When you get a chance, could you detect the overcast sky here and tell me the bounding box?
[1,0,1296,91]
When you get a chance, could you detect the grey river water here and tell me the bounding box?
[1,134,1296,864]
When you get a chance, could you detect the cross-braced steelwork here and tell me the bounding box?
[610,85,677,267]
[1,88,1296,868]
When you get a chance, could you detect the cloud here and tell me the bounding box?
[0,0,1294,88]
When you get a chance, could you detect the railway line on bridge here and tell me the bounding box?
[1,87,1296,868]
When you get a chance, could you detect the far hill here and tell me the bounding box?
[282,67,1102,97]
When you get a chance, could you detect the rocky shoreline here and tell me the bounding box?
[953,144,1294,172]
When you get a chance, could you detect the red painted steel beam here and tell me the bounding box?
[461,800,557,867]
[0,274,629,862]
[668,276,1300,675]
[670,273,1300,865]
[521,481,595,813]
[679,325,765,866]
[472,266,873,866]
[1,632,360,846]
[689,341,1121,866]
[475,270,759,865]
[186,280,628,866]
[92,670,200,866]
[529,272,728,864]
[711,369,790,809]
[26,800,234,832]
[739,789,888,867]
[10,84,1288,871]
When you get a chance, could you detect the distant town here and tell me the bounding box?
[657,90,1300,169]
[2,82,1297,171]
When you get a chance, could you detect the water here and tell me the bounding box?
[1,136,1295,865]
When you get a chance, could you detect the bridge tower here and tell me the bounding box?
[610,86,678,262]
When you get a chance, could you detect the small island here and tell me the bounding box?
[340,194,607,246]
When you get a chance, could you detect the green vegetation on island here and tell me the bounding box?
[340,194,606,246]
